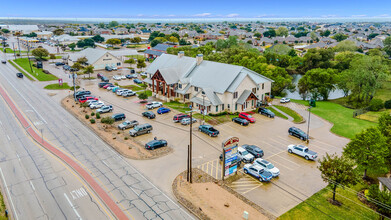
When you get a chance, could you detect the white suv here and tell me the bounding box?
[238,146,255,163]
[253,158,280,177]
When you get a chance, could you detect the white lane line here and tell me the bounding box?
[102,161,109,167]
[0,168,19,220]
[29,180,35,191]
[6,135,10,141]
[0,120,2,125]
[16,154,21,161]
[64,193,82,220]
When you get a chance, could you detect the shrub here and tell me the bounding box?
[91,112,95,116]
[80,102,89,108]
[96,113,101,119]
[138,92,148,100]
[385,100,391,109]
[101,116,114,125]
[85,114,90,119]
[49,54,56,59]
[90,119,95,124]
[369,98,384,111]
[124,137,129,140]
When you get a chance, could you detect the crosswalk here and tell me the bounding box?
[196,159,222,180]
[227,176,263,194]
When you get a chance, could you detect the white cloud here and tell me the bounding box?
[377,14,390,17]
[351,14,367,17]
[137,14,144,17]
[321,14,338,18]
[255,14,275,18]
[167,14,176,17]
[226,13,239,18]
[194,13,211,17]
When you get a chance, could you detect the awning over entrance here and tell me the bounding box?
[236,90,258,105]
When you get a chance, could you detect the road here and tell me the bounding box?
[0,60,193,219]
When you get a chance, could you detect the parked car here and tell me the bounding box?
[112,113,126,121]
[118,120,139,130]
[96,105,113,114]
[112,87,120,92]
[1,60,6,64]
[242,144,264,158]
[140,72,147,76]
[238,146,255,163]
[113,75,121,81]
[130,69,135,74]
[142,111,156,119]
[239,112,256,123]
[99,82,112,88]
[97,73,104,79]
[146,101,163,110]
[181,117,197,125]
[105,66,113,71]
[232,117,249,126]
[122,91,136,97]
[145,139,167,150]
[243,164,273,182]
[129,123,153,137]
[55,62,65,66]
[173,113,189,123]
[120,75,126,79]
[101,76,109,82]
[79,97,98,103]
[106,85,116,90]
[126,74,137,79]
[157,107,170,114]
[288,127,308,141]
[258,107,275,118]
[125,74,132,79]
[86,98,99,105]
[198,125,219,137]
[133,79,142,84]
[287,144,318,160]
[280,98,291,103]
[102,84,113,89]
[116,89,129,96]
[16,72,23,78]
[112,66,118,71]
[63,65,71,70]
[75,91,91,99]
[253,159,280,177]
[90,101,105,109]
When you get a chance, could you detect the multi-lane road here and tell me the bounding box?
[0,59,193,219]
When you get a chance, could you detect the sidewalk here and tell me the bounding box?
[270,105,293,121]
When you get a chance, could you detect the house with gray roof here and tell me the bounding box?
[66,48,122,70]
[144,52,273,114]
[378,177,391,193]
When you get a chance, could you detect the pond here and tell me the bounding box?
[284,74,346,100]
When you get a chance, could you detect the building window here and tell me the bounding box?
[216,105,218,112]
[222,104,224,111]
[233,92,238,99]
[235,104,237,111]
[252,100,254,106]
[252,88,256,93]
[117,62,121,66]
[194,87,198,92]
[184,94,189,99]
[227,104,230,109]
[262,83,264,89]
[178,84,182,89]
[202,91,205,95]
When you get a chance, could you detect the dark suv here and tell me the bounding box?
[75,91,91,99]
[242,144,264,158]
[101,76,109,82]
[258,107,275,118]
[112,113,126,121]
[142,111,156,119]
[288,127,308,141]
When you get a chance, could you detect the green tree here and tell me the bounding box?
[71,62,83,71]
[92,35,105,43]
[288,49,297,57]
[130,37,141,43]
[343,127,389,179]
[310,32,318,41]
[108,21,119,28]
[263,29,276,38]
[334,40,357,52]
[318,153,358,203]
[31,48,49,60]
[106,38,121,46]
[98,23,105,28]
[138,92,148,100]
[77,57,88,65]
[384,36,391,57]
[378,113,391,172]
[53,29,64,36]
[303,48,334,71]
[150,39,162,47]
[276,27,289,37]
[169,36,178,43]
[368,184,391,219]
[298,68,338,100]
[137,58,146,69]
[320,30,331,37]
[68,43,76,51]
[1,29,10,34]
[124,59,135,64]
[334,51,362,71]
[333,33,348,42]
[83,65,94,78]
[76,38,95,48]
[254,32,262,38]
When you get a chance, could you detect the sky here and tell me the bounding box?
[1,0,391,19]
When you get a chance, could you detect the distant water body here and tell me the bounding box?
[1,17,391,24]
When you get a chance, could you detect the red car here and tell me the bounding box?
[79,96,98,103]
[239,112,256,123]
[103,84,113,89]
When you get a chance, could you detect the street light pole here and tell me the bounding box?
[307,106,312,144]
[202,94,205,124]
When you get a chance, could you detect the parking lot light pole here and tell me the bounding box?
[307,106,312,144]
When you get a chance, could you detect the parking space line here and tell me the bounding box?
[307,144,330,153]
[268,138,291,147]
[273,154,301,167]
[267,158,295,171]
[312,139,340,149]
[242,185,262,194]
[265,149,286,160]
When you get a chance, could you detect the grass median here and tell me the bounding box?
[14,58,58,81]
[274,105,304,123]
[9,60,35,81]
[266,106,288,120]
[122,85,143,91]
[44,83,71,90]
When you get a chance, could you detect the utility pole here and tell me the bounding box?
[71,69,77,101]
[25,40,34,75]
[307,106,312,144]
[202,94,205,125]
[12,43,16,60]
[186,105,196,183]
[17,36,21,55]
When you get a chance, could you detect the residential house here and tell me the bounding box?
[66,48,122,70]
[378,177,391,193]
[143,52,273,114]
[143,44,175,59]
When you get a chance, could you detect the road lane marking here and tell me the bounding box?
[6,135,10,141]
[0,120,2,125]
[71,187,88,200]
[16,153,21,161]
[64,193,82,220]
[29,180,35,191]
[0,167,19,220]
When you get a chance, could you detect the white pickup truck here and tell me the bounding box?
[287,144,318,160]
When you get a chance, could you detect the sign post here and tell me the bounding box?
[222,136,239,181]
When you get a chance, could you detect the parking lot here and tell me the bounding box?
[82,78,349,217]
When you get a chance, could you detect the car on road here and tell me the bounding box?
[129,123,153,137]
[99,82,112,88]
[112,113,126,121]
[243,164,273,182]
[287,144,318,160]
[173,113,189,123]
[101,76,109,82]
[157,107,170,114]
[198,125,219,137]
[96,105,113,114]
[238,146,255,163]
[16,72,23,78]
[90,101,105,109]
[288,127,308,141]
[239,112,256,123]
[242,144,264,158]
[55,62,65,66]
[181,117,197,125]
[133,79,142,84]
[122,91,136,97]
[253,159,280,177]
[146,101,162,110]
[280,98,291,103]
[1,60,6,64]
[113,75,121,80]
[118,120,139,130]
[258,107,275,118]
[79,96,98,103]
[232,117,249,126]
[142,111,156,119]
[145,139,167,150]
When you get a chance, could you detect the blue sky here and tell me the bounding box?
[1,0,391,18]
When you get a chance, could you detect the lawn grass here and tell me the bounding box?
[267,106,288,120]
[356,109,391,123]
[136,90,152,96]
[274,105,304,123]
[0,188,7,220]
[0,48,27,53]
[44,83,71,90]
[279,183,378,220]
[9,60,35,81]
[374,79,391,102]
[125,54,145,59]
[290,99,375,139]
[14,58,58,81]
[121,84,143,91]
